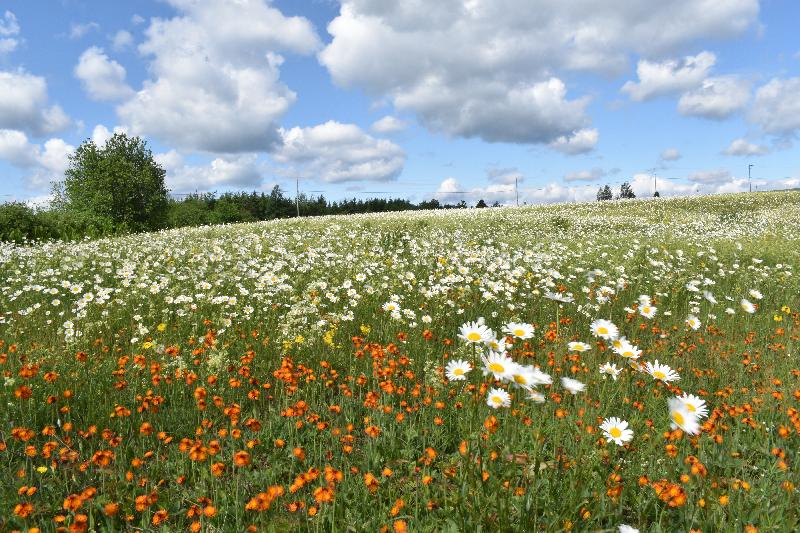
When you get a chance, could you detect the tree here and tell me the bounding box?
[653,191,661,198]
[475,199,488,208]
[596,185,613,201]
[619,182,636,199]
[55,133,169,232]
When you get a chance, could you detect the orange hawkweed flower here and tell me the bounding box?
[233,451,251,467]
[364,472,380,494]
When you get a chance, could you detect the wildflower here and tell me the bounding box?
[645,360,680,383]
[678,393,708,419]
[668,397,700,435]
[685,315,701,330]
[482,352,515,381]
[619,525,640,533]
[504,322,535,339]
[568,341,591,352]
[748,289,763,300]
[459,320,494,344]
[445,360,472,381]
[740,299,756,314]
[528,390,546,403]
[561,377,586,395]
[382,301,400,313]
[601,417,633,446]
[509,364,539,390]
[639,305,657,319]
[486,388,511,408]
[599,362,622,380]
[613,340,641,360]
[590,319,619,340]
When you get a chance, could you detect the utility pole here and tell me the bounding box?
[748,163,753,193]
[295,177,300,217]
[515,177,519,207]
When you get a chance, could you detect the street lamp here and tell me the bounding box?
[748,163,753,193]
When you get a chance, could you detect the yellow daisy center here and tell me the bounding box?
[610,427,622,438]
[513,374,527,384]
[653,371,666,379]
[643,307,650,313]
[488,363,505,373]
[672,412,685,425]
[453,368,464,376]
[514,329,525,337]
[491,396,502,405]
[598,327,608,335]
[686,404,696,412]
[467,332,482,341]
[623,351,634,358]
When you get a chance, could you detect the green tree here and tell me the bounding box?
[55,133,169,232]
[475,199,488,208]
[596,185,613,201]
[619,182,636,199]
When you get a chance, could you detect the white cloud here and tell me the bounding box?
[677,76,750,119]
[621,51,716,101]
[487,167,523,185]
[723,138,769,156]
[69,22,100,40]
[549,128,598,155]
[0,70,71,136]
[371,115,406,133]
[0,129,74,188]
[273,120,406,183]
[563,168,605,182]
[117,0,321,153]
[131,14,145,25]
[321,2,757,146]
[75,47,134,101]
[687,169,732,184]
[0,10,20,56]
[90,124,129,147]
[155,150,264,191]
[749,77,800,136]
[660,148,681,161]
[111,30,134,51]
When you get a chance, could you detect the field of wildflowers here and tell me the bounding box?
[1,191,799,532]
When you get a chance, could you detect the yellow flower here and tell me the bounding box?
[142,341,153,350]
[774,314,782,322]
[294,335,305,345]
[360,324,371,335]
[157,323,167,332]
[36,466,48,474]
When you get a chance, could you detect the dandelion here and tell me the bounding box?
[486,388,511,408]
[561,377,586,395]
[600,417,633,446]
[504,322,535,339]
[590,319,619,340]
[645,360,680,383]
[445,360,472,381]
[668,397,700,435]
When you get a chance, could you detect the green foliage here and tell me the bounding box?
[619,181,636,199]
[597,185,613,201]
[58,133,169,233]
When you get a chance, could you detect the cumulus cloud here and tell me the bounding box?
[69,22,100,40]
[155,150,264,191]
[75,47,134,101]
[687,169,732,184]
[117,0,321,153]
[660,148,681,161]
[273,120,406,183]
[563,168,605,183]
[0,10,20,56]
[723,138,769,156]
[677,76,750,119]
[748,77,800,136]
[0,129,74,188]
[111,30,134,51]
[549,128,598,155]
[321,2,756,147]
[621,51,716,101]
[90,124,129,147]
[371,115,406,133]
[0,70,71,136]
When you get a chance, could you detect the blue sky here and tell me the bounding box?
[0,0,798,205]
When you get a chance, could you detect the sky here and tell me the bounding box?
[0,0,799,206]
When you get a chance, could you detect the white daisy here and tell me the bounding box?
[645,360,680,383]
[590,319,619,340]
[561,377,586,395]
[509,364,539,390]
[445,360,472,381]
[527,390,546,403]
[740,299,756,314]
[685,315,701,330]
[568,341,591,352]
[613,340,641,360]
[668,397,700,435]
[459,320,495,344]
[600,417,633,446]
[748,289,763,300]
[504,322,535,340]
[486,388,511,408]
[639,305,657,319]
[678,393,709,419]
[599,362,622,380]
[481,351,515,381]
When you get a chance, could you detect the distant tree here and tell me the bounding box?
[596,185,613,201]
[456,200,468,209]
[619,182,636,199]
[55,133,169,232]
[653,191,661,198]
[475,199,488,208]
[491,201,501,207]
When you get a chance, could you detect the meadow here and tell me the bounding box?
[1,191,799,532]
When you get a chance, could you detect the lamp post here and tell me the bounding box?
[748,164,753,193]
